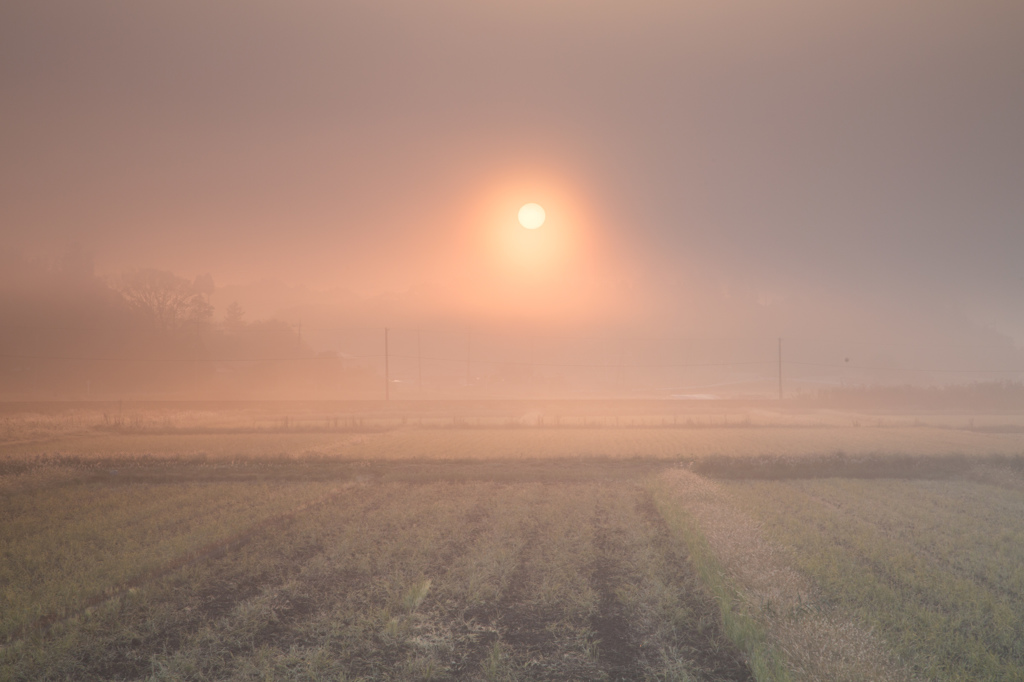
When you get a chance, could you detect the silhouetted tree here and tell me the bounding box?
[117,269,214,331]
[223,301,246,332]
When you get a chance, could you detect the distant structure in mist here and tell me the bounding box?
[2,249,1023,402]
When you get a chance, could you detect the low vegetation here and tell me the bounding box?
[721,475,1024,680]
[3,463,752,681]
[3,404,1023,680]
[0,475,341,642]
[4,402,1024,468]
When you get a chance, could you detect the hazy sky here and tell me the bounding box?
[3,0,1023,345]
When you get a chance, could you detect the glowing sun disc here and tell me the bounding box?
[518,203,546,229]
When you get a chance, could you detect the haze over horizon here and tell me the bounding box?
[2,0,1023,395]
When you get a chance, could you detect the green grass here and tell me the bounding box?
[721,476,1024,681]
[651,483,790,682]
[0,476,340,641]
[2,464,753,681]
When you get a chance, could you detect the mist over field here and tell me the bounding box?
[5,7,1024,678]
[2,0,1023,400]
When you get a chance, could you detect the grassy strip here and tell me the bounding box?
[8,423,1024,464]
[651,483,790,682]
[692,451,1024,480]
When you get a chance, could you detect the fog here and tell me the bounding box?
[2,0,1023,398]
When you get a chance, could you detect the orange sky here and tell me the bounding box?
[2,0,1023,352]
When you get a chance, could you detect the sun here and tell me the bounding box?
[518,203,546,229]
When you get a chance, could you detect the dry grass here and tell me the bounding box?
[2,423,1022,470]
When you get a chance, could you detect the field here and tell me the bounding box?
[718,476,1024,680]
[2,402,1024,681]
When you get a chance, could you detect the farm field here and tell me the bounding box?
[4,422,1024,468]
[3,403,1024,681]
[3,461,753,681]
[717,475,1024,680]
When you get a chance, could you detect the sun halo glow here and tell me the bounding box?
[518,203,546,229]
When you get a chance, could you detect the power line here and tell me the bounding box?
[0,352,777,369]
[0,353,376,363]
[789,361,1024,374]
[384,355,776,369]
[5,351,1023,374]
[0,322,820,345]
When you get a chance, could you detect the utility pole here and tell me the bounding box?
[778,337,783,401]
[466,328,472,388]
[384,327,390,401]
[417,329,422,394]
[616,341,625,394]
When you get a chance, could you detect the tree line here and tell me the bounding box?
[0,247,371,398]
